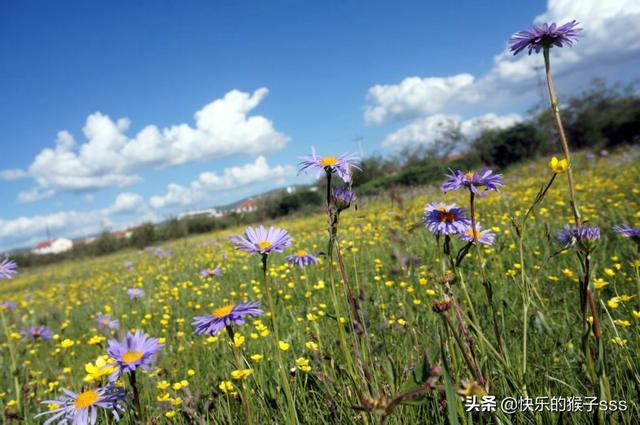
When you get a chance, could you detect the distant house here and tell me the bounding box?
[32,238,73,255]
[235,199,258,214]
[111,229,133,239]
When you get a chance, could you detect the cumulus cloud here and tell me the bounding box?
[150,156,296,209]
[383,113,522,149]
[365,0,640,127]
[364,74,480,125]
[7,88,290,202]
[0,192,154,251]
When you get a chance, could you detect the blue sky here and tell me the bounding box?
[1,0,639,251]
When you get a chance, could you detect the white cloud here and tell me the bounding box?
[150,156,296,209]
[17,188,56,203]
[364,74,479,125]
[7,88,290,201]
[0,192,153,251]
[365,0,640,127]
[383,113,522,149]
[0,169,27,180]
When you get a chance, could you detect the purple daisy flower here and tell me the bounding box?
[557,225,600,252]
[192,301,263,336]
[458,222,495,246]
[614,224,640,241]
[423,203,471,236]
[95,313,119,331]
[22,325,54,341]
[441,170,504,195]
[0,301,17,311]
[34,384,126,425]
[107,330,164,380]
[509,20,582,55]
[0,259,18,280]
[200,267,222,278]
[332,186,357,210]
[286,250,318,267]
[126,288,145,299]
[298,147,360,182]
[230,225,292,255]
[124,261,134,270]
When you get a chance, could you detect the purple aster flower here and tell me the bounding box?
[95,313,119,331]
[557,225,600,252]
[332,186,357,210]
[126,288,145,299]
[0,301,16,311]
[423,203,471,236]
[286,250,318,267]
[192,301,263,336]
[230,225,292,255]
[441,170,504,195]
[124,261,133,270]
[200,267,222,278]
[0,259,18,279]
[614,224,640,241]
[509,20,582,55]
[22,325,54,341]
[458,222,495,246]
[107,330,164,380]
[34,384,126,425]
[298,147,360,182]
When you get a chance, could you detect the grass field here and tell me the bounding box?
[1,148,639,424]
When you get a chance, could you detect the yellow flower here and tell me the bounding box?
[250,354,263,362]
[83,355,117,383]
[218,380,236,394]
[614,319,630,327]
[593,278,608,289]
[278,341,290,351]
[549,156,568,174]
[611,337,627,347]
[157,380,171,390]
[231,369,253,380]
[296,357,311,373]
[233,333,245,348]
[187,369,196,377]
[305,341,319,351]
[60,339,75,349]
[87,335,106,345]
[165,410,177,419]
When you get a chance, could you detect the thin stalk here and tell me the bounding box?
[128,371,143,421]
[261,255,298,425]
[224,325,253,425]
[469,191,504,355]
[543,47,581,226]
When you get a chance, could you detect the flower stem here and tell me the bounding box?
[469,191,504,356]
[225,325,254,425]
[261,255,298,425]
[543,47,581,227]
[128,371,143,420]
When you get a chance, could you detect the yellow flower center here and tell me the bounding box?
[466,229,479,239]
[74,390,99,409]
[256,240,272,250]
[102,319,110,325]
[122,350,143,364]
[464,171,475,180]
[319,156,338,166]
[213,304,235,318]
[295,250,308,257]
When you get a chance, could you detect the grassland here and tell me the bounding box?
[1,149,639,424]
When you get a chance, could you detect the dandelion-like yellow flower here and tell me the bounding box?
[549,156,568,174]
[231,369,253,380]
[278,341,290,351]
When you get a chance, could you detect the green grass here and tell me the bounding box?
[1,149,639,424]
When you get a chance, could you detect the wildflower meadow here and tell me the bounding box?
[1,18,640,425]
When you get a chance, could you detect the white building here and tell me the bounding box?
[178,208,224,220]
[31,238,74,255]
